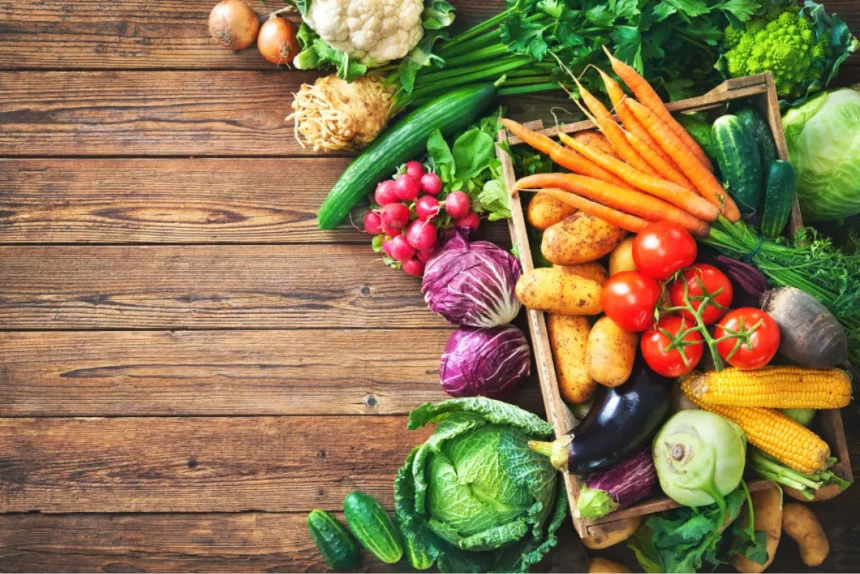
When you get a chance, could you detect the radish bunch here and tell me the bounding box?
[362,160,482,277]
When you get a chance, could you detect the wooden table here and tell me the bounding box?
[0,2,858,572]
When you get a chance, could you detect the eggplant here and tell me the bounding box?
[529,358,672,474]
[576,449,657,520]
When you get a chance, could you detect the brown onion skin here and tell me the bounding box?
[209,0,259,50]
[258,16,300,65]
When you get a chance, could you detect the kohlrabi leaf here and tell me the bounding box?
[407,397,554,438]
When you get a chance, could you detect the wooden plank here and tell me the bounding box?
[0,329,542,416]
[0,158,509,244]
[0,416,431,513]
[0,0,503,70]
[0,71,315,157]
[0,244,449,329]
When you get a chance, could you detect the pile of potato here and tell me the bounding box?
[515,192,640,405]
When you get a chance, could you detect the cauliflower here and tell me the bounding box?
[304,0,425,65]
[722,8,829,100]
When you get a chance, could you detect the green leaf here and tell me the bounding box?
[714,0,760,23]
[423,0,456,29]
[371,234,384,253]
[611,26,643,72]
[400,30,447,93]
[407,397,554,438]
[452,129,496,180]
[651,3,678,22]
[585,4,616,26]
[664,0,710,18]
[537,0,564,19]
[427,129,454,182]
[292,0,311,16]
[459,519,530,551]
[500,14,549,60]
[610,0,640,20]
[478,179,512,221]
[662,78,696,101]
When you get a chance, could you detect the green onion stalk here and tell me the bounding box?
[747,448,850,499]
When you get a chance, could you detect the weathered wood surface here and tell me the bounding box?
[0,245,448,329]
[0,158,509,244]
[0,329,542,416]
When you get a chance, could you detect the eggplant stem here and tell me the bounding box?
[528,437,571,472]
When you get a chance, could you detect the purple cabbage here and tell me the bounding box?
[422,230,522,328]
[576,449,658,520]
[439,325,531,398]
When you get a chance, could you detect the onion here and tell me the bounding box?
[258,16,300,65]
[208,0,259,50]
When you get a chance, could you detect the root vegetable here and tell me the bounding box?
[782,502,829,566]
[363,211,382,234]
[455,212,480,231]
[406,220,437,250]
[608,237,636,275]
[542,212,627,266]
[588,557,633,573]
[405,161,426,179]
[547,314,595,404]
[375,180,398,205]
[581,516,641,550]
[516,267,603,316]
[555,262,608,285]
[415,196,440,221]
[395,174,420,201]
[732,482,782,574]
[402,258,425,277]
[444,192,471,219]
[420,173,442,195]
[527,192,577,230]
[381,203,410,230]
[208,0,259,50]
[587,316,638,387]
[257,16,299,64]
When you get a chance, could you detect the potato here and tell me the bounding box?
[555,262,609,285]
[542,212,627,266]
[609,237,637,276]
[782,502,829,567]
[516,267,603,316]
[588,557,632,573]
[785,483,846,502]
[582,516,641,550]
[587,317,638,387]
[547,315,596,404]
[528,192,577,230]
[733,482,782,573]
[573,130,618,159]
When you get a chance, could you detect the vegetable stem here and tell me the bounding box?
[437,7,514,50]
[498,82,563,96]
[442,44,510,68]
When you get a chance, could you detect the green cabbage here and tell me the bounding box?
[394,398,566,573]
[783,88,860,222]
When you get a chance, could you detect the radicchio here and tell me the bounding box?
[439,325,531,398]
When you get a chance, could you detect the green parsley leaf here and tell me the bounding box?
[610,0,640,20]
[501,14,549,60]
[664,0,710,18]
[585,4,616,26]
[611,27,644,72]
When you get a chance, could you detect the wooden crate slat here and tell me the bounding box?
[0,244,447,329]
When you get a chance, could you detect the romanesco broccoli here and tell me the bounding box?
[722,8,828,101]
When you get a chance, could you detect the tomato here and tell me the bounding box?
[632,222,698,281]
[715,308,780,370]
[601,271,662,332]
[641,315,704,377]
[669,264,734,325]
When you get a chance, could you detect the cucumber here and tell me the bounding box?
[676,114,719,168]
[403,532,436,570]
[761,160,797,238]
[343,491,404,564]
[736,107,778,174]
[712,115,763,216]
[306,510,361,571]
[317,84,497,230]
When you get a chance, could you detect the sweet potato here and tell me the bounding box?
[555,262,609,285]
[528,192,577,230]
[542,212,627,266]
[582,516,641,550]
[516,267,603,316]
[782,502,829,567]
[547,314,596,404]
[733,482,782,573]
[608,237,637,276]
[587,317,638,387]
[588,557,632,573]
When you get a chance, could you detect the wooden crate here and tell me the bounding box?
[497,73,853,539]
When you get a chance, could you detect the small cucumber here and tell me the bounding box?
[736,107,778,173]
[676,114,719,168]
[403,532,436,570]
[343,492,403,564]
[712,115,763,216]
[761,160,797,238]
[307,510,361,571]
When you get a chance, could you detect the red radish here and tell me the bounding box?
[363,211,383,234]
[406,219,438,250]
[375,180,398,205]
[417,246,437,263]
[403,258,426,277]
[381,202,410,230]
[382,223,401,237]
[416,195,440,220]
[387,235,416,262]
[405,161,426,180]
[395,174,420,201]
[420,172,442,195]
[382,236,395,258]
[445,191,471,218]
[455,212,480,231]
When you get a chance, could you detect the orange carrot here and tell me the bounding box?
[624,131,698,193]
[572,80,660,177]
[558,132,719,222]
[604,47,714,171]
[528,187,650,233]
[596,68,676,167]
[572,130,618,159]
[625,99,740,222]
[501,118,632,189]
[514,173,710,236]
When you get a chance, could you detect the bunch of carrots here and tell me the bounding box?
[504,47,741,237]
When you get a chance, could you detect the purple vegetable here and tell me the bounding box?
[576,449,658,520]
[716,255,768,300]
[422,229,522,328]
[439,325,531,398]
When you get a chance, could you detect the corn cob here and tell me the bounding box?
[681,367,852,409]
[683,389,830,473]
